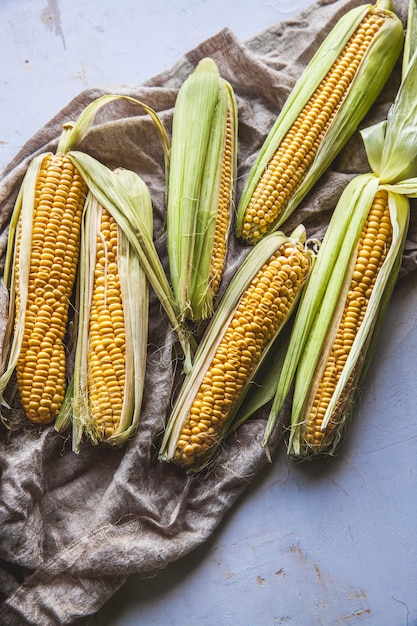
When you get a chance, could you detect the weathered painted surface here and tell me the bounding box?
[0,0,306,174]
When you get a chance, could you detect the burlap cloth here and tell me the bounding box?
[0,0,415,623]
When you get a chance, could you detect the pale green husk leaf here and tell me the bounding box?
[0,155,45,406]
[65,94,170,173]
[402,0,417,77]
[362,0,417,183]
[167,57,238,321]
[159,225,313,471]
[68,151,196,372]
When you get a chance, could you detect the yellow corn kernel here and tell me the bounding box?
[171,236,312,470]
[14,153,86,424]
[88,209,125,440]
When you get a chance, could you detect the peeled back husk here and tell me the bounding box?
[158,225,314,472]
[263,174,409,458]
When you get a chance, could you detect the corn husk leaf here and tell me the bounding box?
[402,0,417,78]
[373,55,417,182]
[0,155,45,406]
[65,169,151,451]
[235,0,403,239]
[159,225,313,471]
[63,94,170,176]
[362,0,417,183]
[68,151,196,372]
[167,57,238,321]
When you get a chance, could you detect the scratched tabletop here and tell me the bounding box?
[1,1,417,625]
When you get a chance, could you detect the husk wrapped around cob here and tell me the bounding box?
[235,0,403,243]
[57,170,151,451]
[263,0,417,459]
[167,57,238,322]
[159,225,315,472]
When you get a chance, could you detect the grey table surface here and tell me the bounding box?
[1,1,416,625]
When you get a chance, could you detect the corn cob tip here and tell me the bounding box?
[194,57,221,76]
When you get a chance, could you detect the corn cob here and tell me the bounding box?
[69,169,150,450]
[262,0,417,459]
[17,154,86,423]
[0,136,87,424]
[293,185,407,458]
[235,0,403,243]
[159,225,314,472]
[262,174,409,458]
[167,57,238,321]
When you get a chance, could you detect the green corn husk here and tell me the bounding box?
[158,225,315,473]
[167,57,238,322]
[56,170,151,451]
[235,0,403,244]
[68,151,196,374]
[263,0,417,459]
